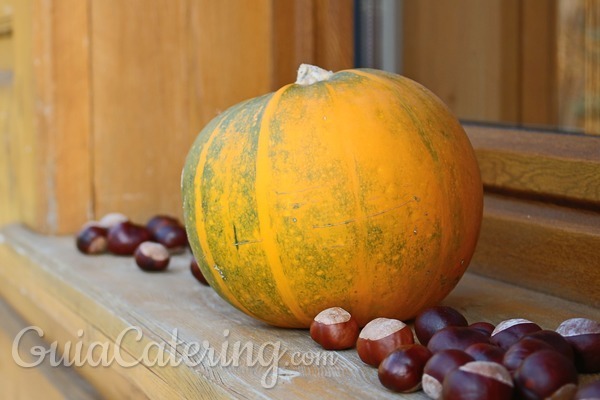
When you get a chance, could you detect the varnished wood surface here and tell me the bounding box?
[466,124,600,206]
[473,193,600,308]
[0,224,598,398]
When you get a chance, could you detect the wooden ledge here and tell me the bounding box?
[465,123,600,208]
[0,224,599,398]
[472,193,600,308]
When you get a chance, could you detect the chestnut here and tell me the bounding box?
[378,344,432,393]
[556,317,600,373]
[465,343,505,364]
[442,361,514,400]
[575,380,600,400]
[147,215,181,235]
[414,306,468,346]
[98,212,129,228]
[469,321,495,337]
[134,242,170,271]
[107,221,152,255]
[76,225,108,255]
[190,258,209,286]
[310,307,359,350]
[523,329,575,363]
[514,349,578,400]
[356,318,414,367]
[422,349,474,399]
[153,225,188,253]
[502,337,554,372]
[427,326,490,354]
[490,318,542,350]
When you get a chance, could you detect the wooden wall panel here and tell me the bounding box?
[0,0,92,234]
[38,0,93,232]
[521,0,558,127]
[91,0,274,224]
[403,0,520,124]
[0,0,354,233]
[0,1,16,227]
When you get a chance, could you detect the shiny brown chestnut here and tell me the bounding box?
[414,306,469,346]
[147,215,181,235]
[523,329,575,363]
[575,380,600,400]
[107,221,152,255]
[490,318,542,350]
[76,225,108,255]
[356,318,414,367]
[502,337,554,372]
[134,242,170,271]
[310,307,359,350]
[469,322,495,337]
[427,326,490,354]
[442,361,514,400]
[190,258,209,286]
[465,343,505,364]
[154,225,188,253]
[378,344,432,393]
[422,349,474,400]
[514,349,578,400]
[556,317,600,373]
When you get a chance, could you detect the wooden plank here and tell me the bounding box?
[91,0,274,225]
[584,0,600,134]
[271,0,315,88]
[313,0,354,72]
[0,0,15,227]
[0,299,101,400]
[271,0,354,88]
[402,0,520,123]
[472,193,600,308]
[43,0,93,232]
[0,224,598,397]
[0,0,92,234]
[1,0,38,229]
[520,0,558,127]
[466,124,600,207]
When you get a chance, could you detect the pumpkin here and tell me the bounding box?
[181,64,483,328]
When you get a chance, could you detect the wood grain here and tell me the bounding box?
[0,298,101,400]
[466,124,600,207]
[402,0,520,123]
[272,0,315,88]
[0,0,92,233]
[1,0,354,233]
[520,0,558,127]
[0,0,38,229]
[472,193,600,308]
[0,224,598,398]
[91,0,273,225]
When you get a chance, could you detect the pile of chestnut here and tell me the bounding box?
[310,305,600,399]
[75,212,209,285]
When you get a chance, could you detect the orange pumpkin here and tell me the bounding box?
[182,65,483,328]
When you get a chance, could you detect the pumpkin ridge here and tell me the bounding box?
[193,115,253,315]
[321,82,372,323]
[255,85,312,326]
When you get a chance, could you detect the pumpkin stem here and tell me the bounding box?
[296,64,334,85]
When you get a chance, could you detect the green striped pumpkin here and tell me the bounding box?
[182,65,483,328]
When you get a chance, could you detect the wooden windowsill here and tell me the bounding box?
[0,224,598,398]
